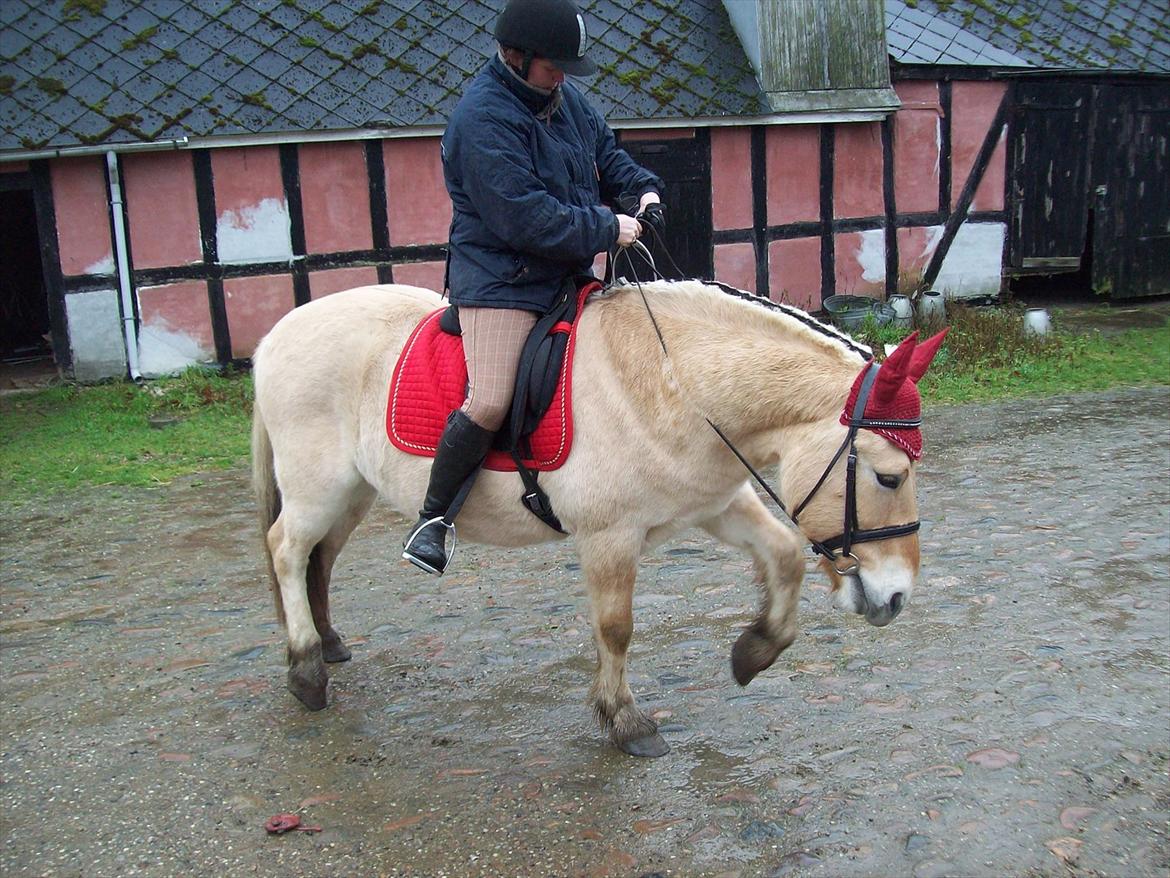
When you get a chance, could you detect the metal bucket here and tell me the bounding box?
[888,294,914,328]
[823,295,893,331]
[1023,308,1052,336]
[917,290,946,327]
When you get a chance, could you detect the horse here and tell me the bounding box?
[251,278,944,757]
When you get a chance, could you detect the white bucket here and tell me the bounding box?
[917,290,946,326]
[888,294,913,328]
[1023,308,1051,336]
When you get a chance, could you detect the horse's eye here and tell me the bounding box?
[876,472,902,490]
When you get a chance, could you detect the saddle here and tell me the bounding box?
[387,277,601,532]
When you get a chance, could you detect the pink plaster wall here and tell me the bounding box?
[768,237,821,309]
[51,156,113,276]
[122,151,202,269]
[394,260,446,292]
[309,266,379,299]
[137,280,214,351]
[834,231,885,296]
[766,126,820,226]
[951,81,1007,212]
[385,138,451,246]
[711,128,753,231]
[210,145,284,220]
[298,141,372,254]
[834,122,884,219]
[223,273,295,358]
[2,161,30,173]
[896,226,941,278]
[894,81,942,214]
[713,242,756,291]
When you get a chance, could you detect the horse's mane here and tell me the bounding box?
[598,278,872,368]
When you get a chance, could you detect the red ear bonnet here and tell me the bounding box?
[839,329,948,459]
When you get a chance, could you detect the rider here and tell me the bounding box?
[402,0,665,575]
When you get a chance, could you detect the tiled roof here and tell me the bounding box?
[0,0,765,154]
[886,0,1170,71]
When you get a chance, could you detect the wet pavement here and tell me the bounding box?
[2,386,1168,878]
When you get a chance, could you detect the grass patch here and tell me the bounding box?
[0,367,252,500]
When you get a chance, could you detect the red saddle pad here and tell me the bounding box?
[386,285,596,472]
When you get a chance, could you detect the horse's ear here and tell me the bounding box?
[870,332,918,407]
[908,328,949,383]
[885,331,919,366]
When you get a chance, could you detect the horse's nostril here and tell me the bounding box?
[889,592,905,615]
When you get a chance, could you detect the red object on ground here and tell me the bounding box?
[265,813,301,834]
[264,813,323,835]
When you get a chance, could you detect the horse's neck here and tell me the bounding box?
[609,287,860,438]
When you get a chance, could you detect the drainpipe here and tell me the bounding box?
[106,150,141,381]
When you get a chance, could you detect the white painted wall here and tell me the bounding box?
[65,289,126,381]
[215,197,292,264]
[137,318,214,378]
[933,222,1005,298]
[857,227,886,284]
[83,253,115,275]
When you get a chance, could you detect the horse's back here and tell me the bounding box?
[253,284,440,458]
[255,284,438,386]
[256,284,437,359]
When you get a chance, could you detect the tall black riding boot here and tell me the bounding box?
[402,410,495,575]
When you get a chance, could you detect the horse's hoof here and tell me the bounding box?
[321,634,351,664]
[617,732,671,758]
[288,677,329,711]
[730,627,786,686]
[287,659,329,711]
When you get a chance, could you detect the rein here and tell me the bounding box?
[607,242,921,575]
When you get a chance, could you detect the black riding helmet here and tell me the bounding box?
[494,0,598,76]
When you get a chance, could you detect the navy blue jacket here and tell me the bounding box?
[442,56,663,312]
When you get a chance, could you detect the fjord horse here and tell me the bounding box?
[251,280,944,756]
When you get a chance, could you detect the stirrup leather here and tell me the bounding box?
[401,516,457,575]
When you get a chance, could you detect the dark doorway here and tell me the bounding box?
[0,186,52,361]
[1008,78,1170,300]
[618,129,713,282]
[1008,209,1096,303]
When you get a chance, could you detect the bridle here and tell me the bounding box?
[783,361,921,574]
[705,360,921,575]
[608,242,921,576]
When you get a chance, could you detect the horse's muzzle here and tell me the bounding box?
[859,578,906,627]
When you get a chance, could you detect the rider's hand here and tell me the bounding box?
[637,202,666,242]
[616,214,641,247]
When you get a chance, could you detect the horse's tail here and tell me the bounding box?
[251,399,285,627]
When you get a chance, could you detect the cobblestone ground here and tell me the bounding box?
[1,387,1167,878]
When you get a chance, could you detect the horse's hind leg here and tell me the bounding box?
[308,485,377,663]
[268,478,366,710]
[700,483,806,686]
[577,531,669,758]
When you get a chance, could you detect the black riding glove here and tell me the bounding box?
[637,202,666,242]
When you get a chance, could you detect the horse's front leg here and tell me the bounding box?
[576,531,669,758]
[700,482,806,686]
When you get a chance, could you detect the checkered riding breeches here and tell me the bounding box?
[458,306,539,433]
